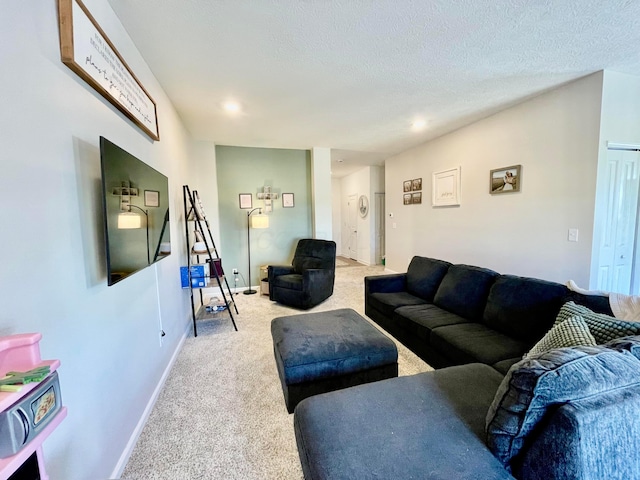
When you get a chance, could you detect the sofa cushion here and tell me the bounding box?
[294,364,512,480]
[433,264,499,321]
[393,304,470,341]
[291,239,336,272]
[491,358,522,376]
[406,256,451,301]
[485,346,640,470]
[524,315,596,358]
[367,291,427,318]
[555,301,640,343]
[431,323,528,366]
[483,275,568,344]
[563,290,613,315]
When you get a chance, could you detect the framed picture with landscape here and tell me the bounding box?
[490,165,521,194]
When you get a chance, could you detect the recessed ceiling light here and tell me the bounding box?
[412,120,426,130]
[223,101,241,113]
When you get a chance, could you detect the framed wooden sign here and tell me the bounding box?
[57,0,160,141]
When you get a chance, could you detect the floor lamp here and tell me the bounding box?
[245,207,269,294]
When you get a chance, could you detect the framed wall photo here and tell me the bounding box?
[412,178,422,191]
[282,193,294,208]
[490,165,521,194]
[403,193,412,205]
[144,190,159,207]
[239,193,252,209]
[411,192,422,204]
[432,167,461,206]
[403,180,412,192]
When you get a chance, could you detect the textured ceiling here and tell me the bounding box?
[107,0,640,177]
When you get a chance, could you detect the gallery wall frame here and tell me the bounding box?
[239,193,252,209]
[403,180,412,192]
[432,167,461,207]
[282,193,294,208]
[490,165,522,194]
[144,190,159,207]
[57,0,160,141]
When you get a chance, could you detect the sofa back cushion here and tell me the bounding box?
[405,256,451,301]
[433,265,498,320]
[292,239,336,272]
[563,290,613,315]
[483,275,568,344]
[485,345,640,471]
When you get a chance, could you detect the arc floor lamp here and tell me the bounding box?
[245,207,269,294]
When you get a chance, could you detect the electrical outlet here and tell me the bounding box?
[232,268,238,274]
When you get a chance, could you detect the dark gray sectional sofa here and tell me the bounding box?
[293,256,640,479]
[364,256,612,373]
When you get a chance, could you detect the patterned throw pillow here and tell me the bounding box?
[555,302,640,343]
[525,315,596,358]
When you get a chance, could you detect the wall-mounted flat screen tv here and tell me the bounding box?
[100,136,171,286]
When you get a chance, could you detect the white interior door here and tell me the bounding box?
[596,148,640,294]
[347,194,358,260]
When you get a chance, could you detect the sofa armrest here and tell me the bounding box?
[364,273,407,295]
[268,265,295,300]
[302,268,334,288]
[268,265,295,278]
[515,385,640,480]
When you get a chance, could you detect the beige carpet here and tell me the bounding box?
[121,265,432,479]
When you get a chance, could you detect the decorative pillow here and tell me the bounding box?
[555,301,640,343]
[486,346,640,470]
[524,315,596,358]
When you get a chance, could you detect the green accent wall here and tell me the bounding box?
[216,145,312,288]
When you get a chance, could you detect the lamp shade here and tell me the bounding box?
[118,212,142,229]
[250,214,269,229]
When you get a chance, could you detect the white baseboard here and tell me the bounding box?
[110,321,190,478]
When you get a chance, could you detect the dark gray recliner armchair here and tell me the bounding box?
[268,239,337,309]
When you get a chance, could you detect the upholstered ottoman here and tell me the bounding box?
[271,308,398,413]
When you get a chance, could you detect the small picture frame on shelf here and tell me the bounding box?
[144,190,159,207]
[239,193,252,209]
[282,193,294,208]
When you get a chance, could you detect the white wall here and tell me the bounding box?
[0,2,196,479]
[189,141,222,251]
[331,177,342,255]
[311,147,333,240]
[384,73,604,285]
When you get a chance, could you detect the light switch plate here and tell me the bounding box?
[568,228,579,242]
